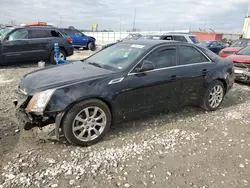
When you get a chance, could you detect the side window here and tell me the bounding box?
[163,35,173,40]
[29,30,50,38]
[145,46,177,69]
[179,45,209,65]
[51,30,62,37]
[173,35,188,42]
[8,29,28,41]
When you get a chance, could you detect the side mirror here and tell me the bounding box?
[136,60,155,72]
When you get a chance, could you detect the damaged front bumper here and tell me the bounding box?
[234,67,250,82]
[15,108,54,131]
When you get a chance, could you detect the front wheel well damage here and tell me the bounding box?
[57,97,113,129]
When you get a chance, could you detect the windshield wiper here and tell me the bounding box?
[87,61,102,68]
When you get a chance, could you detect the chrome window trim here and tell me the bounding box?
[127,44,213,76]
[127,62,211,76]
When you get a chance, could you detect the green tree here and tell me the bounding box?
[69,26,75,29]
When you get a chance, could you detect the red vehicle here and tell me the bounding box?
[219,39,250,58]
[227,45,250,82]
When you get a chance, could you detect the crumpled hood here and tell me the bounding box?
[226,54,250,63]
[19,61,113,95]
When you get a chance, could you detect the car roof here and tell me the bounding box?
[13,26,59,30]
[121,39,180,46]
[163,33,195,36]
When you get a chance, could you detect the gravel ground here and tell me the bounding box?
[1,51,250,188]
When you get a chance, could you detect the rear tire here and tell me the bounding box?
[49,49,66,64]
[201,80,225,111]
[88,42,96,51]
[62,99,111,146]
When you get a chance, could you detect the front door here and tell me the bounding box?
[2,28,30,62]
[177,44,215,106]
[113,45,182,119]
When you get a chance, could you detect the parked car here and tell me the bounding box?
[103,33,199,50]
[226,45,250,82]
[15,40,235,146]
[198,40,227,54]
[102,34,142,49]
[122,33,142,41]
[59,28,96,51]
[219,39,250,58]
[139,33,200,44]
[0,26,74,64]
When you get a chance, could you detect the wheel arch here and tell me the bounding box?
[57,96,114,129]
[217,78,228,93]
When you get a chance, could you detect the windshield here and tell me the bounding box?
[189,36,199,44]
[230,40,249,47]
[85,42,149,71]
[236,46,250,55]
[0,28,14,39]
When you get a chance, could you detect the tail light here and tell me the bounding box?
[67,37,72,43]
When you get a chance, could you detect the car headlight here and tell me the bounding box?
[26,89,55,113]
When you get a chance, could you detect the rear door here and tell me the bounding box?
[2,28,30,62]
[177,44,214,106]
[28,29,51,60]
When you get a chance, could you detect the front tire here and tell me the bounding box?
[88,42,96,51]
[62,99,111,146]
[201,80,225,111]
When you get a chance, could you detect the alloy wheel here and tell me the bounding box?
[208,85,224,108]
[72,106,107,141]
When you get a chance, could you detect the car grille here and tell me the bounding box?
[223,51,234,54]
[234,62,250,69]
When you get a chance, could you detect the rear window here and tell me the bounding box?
[189,36,199,44]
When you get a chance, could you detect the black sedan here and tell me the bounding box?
[15,40,235,146]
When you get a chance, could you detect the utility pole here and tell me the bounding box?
[245,2,250,38]
[132,8,136,31]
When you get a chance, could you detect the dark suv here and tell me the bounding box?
[0,27,74,64]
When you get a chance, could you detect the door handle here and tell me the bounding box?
[202,69,209,75]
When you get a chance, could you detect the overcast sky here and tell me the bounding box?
[0,0,249,32]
